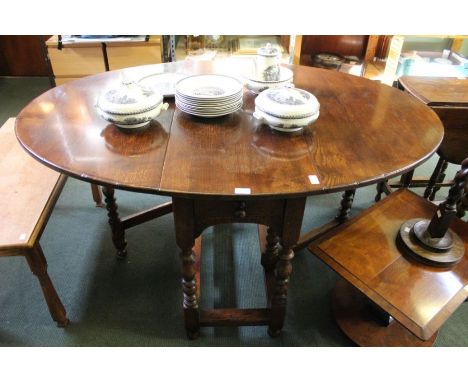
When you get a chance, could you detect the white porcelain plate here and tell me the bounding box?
[176,94,243,108]
[176,91,242,104]
[138,72,188,97]
[177,99,243,112]
[243,66,294,84]
[177,101,243,117]
[176,74,243,99]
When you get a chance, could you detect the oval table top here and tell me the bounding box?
[16,60,444,199]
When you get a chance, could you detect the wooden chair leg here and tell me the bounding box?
[424,157,446,200]
[25,244,69,327]
[90,183,104,207]
[102,186,128,258]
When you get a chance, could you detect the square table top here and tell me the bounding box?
[310,189,468,341]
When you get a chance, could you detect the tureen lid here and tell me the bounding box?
[254,87,320,119]
[97,78,163,115]
[257,43,280,57]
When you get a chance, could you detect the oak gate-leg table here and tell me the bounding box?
[15,60,443,338]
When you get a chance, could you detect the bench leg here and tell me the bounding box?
[25,244,69,327]
[102,186,128,258]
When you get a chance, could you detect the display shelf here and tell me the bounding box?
[45,35,162,85]
[173,35,290,63]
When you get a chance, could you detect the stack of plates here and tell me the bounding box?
[175,74,243,117]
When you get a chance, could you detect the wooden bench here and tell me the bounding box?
[0,118,69,327]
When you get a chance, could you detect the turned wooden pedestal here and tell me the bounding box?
[332,279,437,346]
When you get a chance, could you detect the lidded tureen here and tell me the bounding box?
[253,87,320,132]
[96,77,168,129]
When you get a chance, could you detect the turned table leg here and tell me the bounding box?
[336,189,356,223]
[268,197,306,337]
[261,226,281,272]
[375,182,388,202]
[400,169,415,188]
[102,186,127,258]
[180,245,200,339]
[173,198,200,339]
[172,196,306,339]
[268,245,295,337]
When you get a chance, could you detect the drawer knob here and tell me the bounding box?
[234,202,247,218]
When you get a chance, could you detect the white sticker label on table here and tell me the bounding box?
[235,187,251,195]
[19,233,26,241]
[308,175,320,185]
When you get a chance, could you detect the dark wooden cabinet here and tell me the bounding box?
[300,35,369,62]
[0,35,51,76]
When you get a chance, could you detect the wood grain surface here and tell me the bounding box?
[15,60,444,198]
[310,189,468,341]
[0,118,62,250]
[399,76,468,166]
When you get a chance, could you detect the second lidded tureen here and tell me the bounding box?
[253,87,320,132]
[96,77,168,129]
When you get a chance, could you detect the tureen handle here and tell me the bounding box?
[120,72,134,86]
[253,111,264,123]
